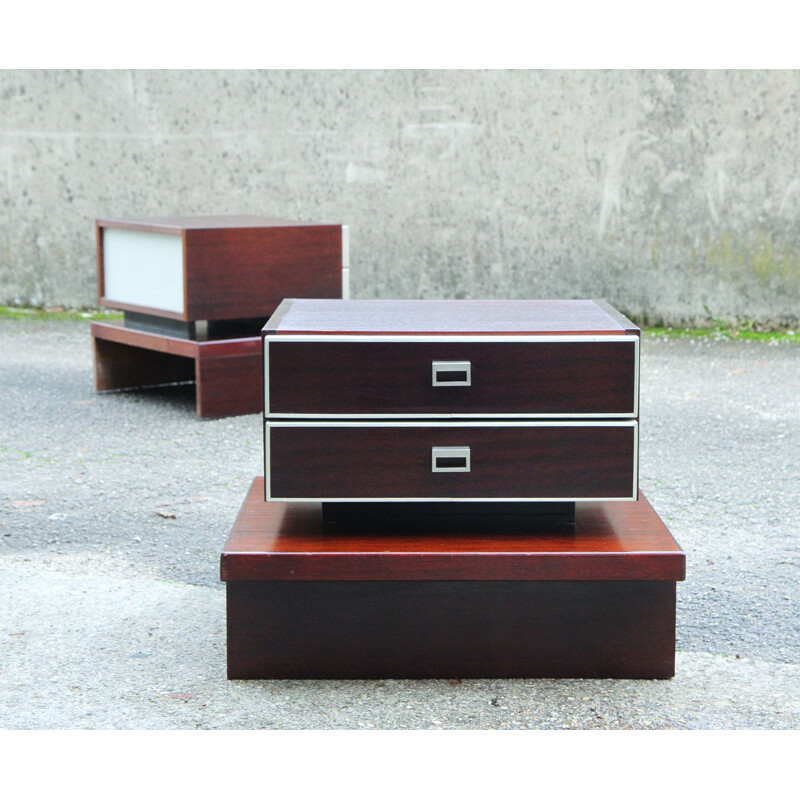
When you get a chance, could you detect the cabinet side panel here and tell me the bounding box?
[186,226,342,320]
[226,581,676,679]
[195,351,263,418]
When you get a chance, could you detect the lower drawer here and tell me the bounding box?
[265,421,638,501]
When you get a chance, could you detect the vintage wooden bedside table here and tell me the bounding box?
[91,216,349,418]
[220,298,684,679]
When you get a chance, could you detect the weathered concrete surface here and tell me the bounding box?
[1,70,799,326]
[3,553,799,729]
[1,317,799,729]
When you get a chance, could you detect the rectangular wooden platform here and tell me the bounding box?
[91,320,262,418]
[221,478,685,679]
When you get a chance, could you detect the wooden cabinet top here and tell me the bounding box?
[221,479,683,582]
[97,215,341,234]
[264,298,639,336]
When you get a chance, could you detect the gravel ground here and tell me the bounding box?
[1,317,798,729]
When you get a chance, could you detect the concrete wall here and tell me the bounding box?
[2,69,799,326]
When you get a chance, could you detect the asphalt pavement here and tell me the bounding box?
[1,316,798,729]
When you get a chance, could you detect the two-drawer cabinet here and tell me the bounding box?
[262,299,640,502]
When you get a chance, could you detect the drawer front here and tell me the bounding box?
[265,336,638,417]
[265,421,638,501]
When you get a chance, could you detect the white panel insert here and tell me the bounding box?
[102,228,185,314]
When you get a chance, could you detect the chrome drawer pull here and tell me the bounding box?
[432,446,471,472]
[432,360,471,386]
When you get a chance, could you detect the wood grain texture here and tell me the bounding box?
[92,320,199,357]
[91,321,262,358]
[221,479,685,582]
[266,423,637,500]
[195,351,263,419]
[185,225,341,321]
[267,339,638,416]
[265,298,640,336]
[226,579,677,679]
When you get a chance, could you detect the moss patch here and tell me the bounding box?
[0,306,122,322]
[705,230,800,290]
[646,326,799,343]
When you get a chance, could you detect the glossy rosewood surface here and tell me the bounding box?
[195,351,263,419]
[92,320,262,358]
[264,298,640,336]
[267,339,637,416]
[185,225,341,321]
[267,423,637,500]
[221,478,685,582]
[97,217,342,321]
[226,580,677,679]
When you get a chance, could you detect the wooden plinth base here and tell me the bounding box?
[221,479,685,680]
[91,321,262,418]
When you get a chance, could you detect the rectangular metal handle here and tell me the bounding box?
[432,446,471,472]
[432,360,471,386]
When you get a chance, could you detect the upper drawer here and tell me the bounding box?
[264,335,639,418]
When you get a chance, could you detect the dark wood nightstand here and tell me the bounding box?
[262,298,640,500]
[92,216,348,418]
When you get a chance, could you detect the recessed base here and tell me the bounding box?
[321,501,576,532]
[123,311,268,341]
[124,311,197,339]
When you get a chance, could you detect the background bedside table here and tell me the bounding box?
[92,216,349,418]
